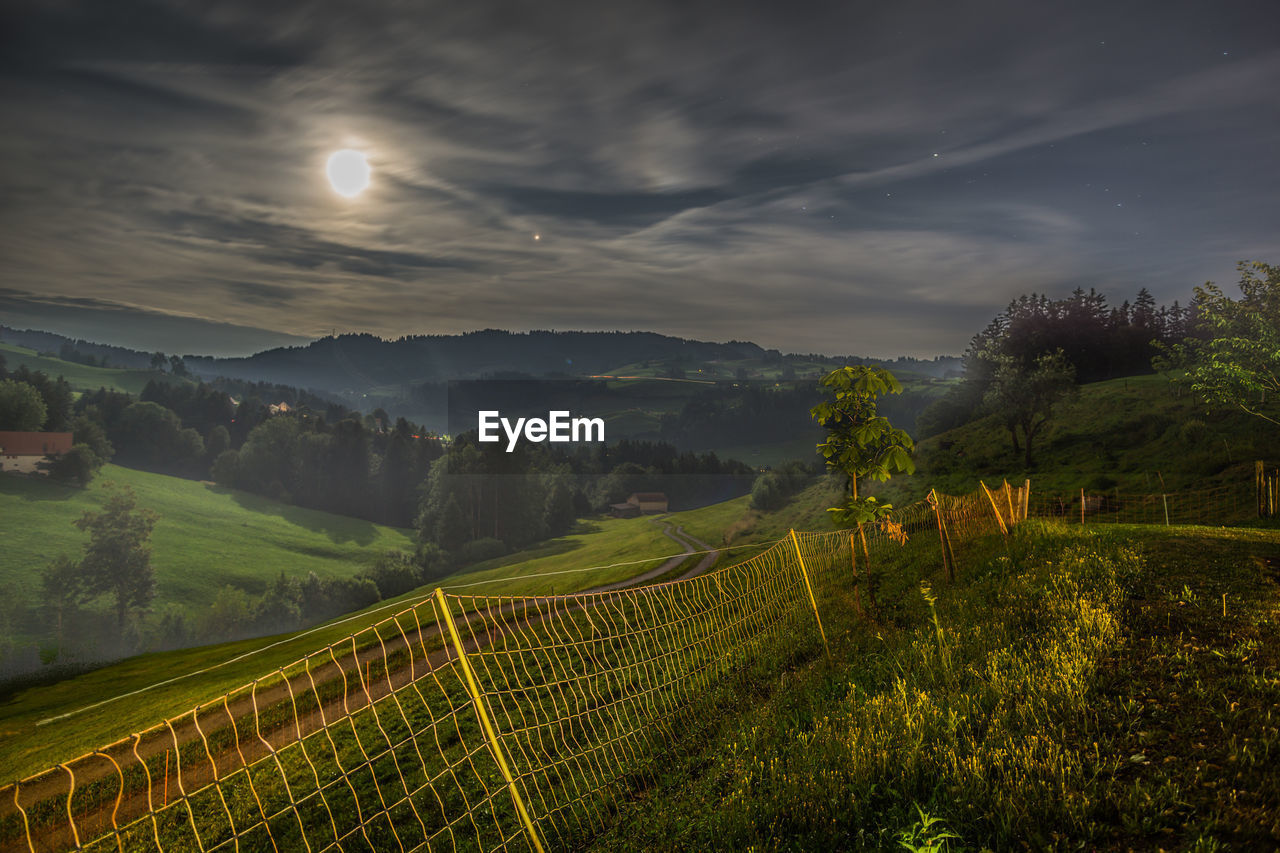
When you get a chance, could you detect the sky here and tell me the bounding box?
[2,0,1278,359]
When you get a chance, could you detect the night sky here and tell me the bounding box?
[2,0,1278,358]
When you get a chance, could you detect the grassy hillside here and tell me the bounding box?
[590,521,1280,851]
[879,372,1275,505]
[0,465,415,630]
[0,343,173,395]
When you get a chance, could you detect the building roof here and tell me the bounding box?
[0,431,74,456]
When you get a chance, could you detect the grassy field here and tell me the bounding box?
[0,465,415,615]
[0,343,173,395]
[0,499,721,781]
[589,520,1280,850]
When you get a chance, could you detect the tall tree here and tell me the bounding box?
[73,484,159,630]
[0,379,47,430]
[1155,260,1280,427]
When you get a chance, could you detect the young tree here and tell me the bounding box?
[73,484,159,630]
[0,379,47,431]
[811,365,915,614]
[810,365,915,525]
[1155,260,1280,427]
[982,349,1077,469]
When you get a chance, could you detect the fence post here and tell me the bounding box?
[1162,494,1170,526]
[980,481,1009,536]
[789,530,830,658]
[1080,488,1085,526]
[435,589,546,853]
[1257,460,1264,518]
[1003,480,1016,526]
[1023,479,1031,522]
[847,533,865,617]
[928,490,955,582]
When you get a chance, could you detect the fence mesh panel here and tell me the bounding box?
[0,478,1047,853]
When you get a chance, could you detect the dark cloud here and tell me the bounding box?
[1,0,1279,357]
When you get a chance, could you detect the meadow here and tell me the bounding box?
[0,464,416,617]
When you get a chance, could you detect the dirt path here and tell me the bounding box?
[0,524,712,851]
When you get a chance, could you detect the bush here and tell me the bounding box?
[1179,418,1208,447]
[750,473,787,511]
[362,550,424,599]
[38,444,102,486]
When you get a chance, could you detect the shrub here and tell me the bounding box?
[1179,418,1208,447]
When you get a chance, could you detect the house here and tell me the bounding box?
[0,431,74,474]
[608,492,669,518]
[629,492,670,514]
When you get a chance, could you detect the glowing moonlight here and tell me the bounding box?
[326,149,371,198]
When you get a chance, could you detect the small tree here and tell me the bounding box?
[811,365,915,525]
[1155,260,1280,427]
[41,555,87,657]
[982,348,1077,469]
[811,366,915,613]
[74,484,159,630]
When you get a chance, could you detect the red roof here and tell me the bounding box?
[0,431,73,456]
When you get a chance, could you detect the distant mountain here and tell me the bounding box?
[183,330,772,392]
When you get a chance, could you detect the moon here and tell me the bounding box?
[326,149,371,198]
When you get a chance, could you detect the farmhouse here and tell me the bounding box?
[0,431,73,474]
[609,492,670,518]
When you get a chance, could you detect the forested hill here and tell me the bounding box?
[184,331,770,391]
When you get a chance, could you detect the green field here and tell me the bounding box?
[0,490,735,780]
[0,343,174,395]
[0,465,416,626]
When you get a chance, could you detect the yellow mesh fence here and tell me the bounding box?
[0,484,1025,853]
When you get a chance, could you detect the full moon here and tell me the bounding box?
[326,149,371,198]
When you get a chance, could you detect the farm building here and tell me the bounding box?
[0,431,73,474]
[608,492,669,517]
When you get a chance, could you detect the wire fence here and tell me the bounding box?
[1030,480,1256,527]
[0,481,1029,853]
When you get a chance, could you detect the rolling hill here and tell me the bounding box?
[0,465,416,651]
[877,372,1275,505]
[0,343,175,396]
